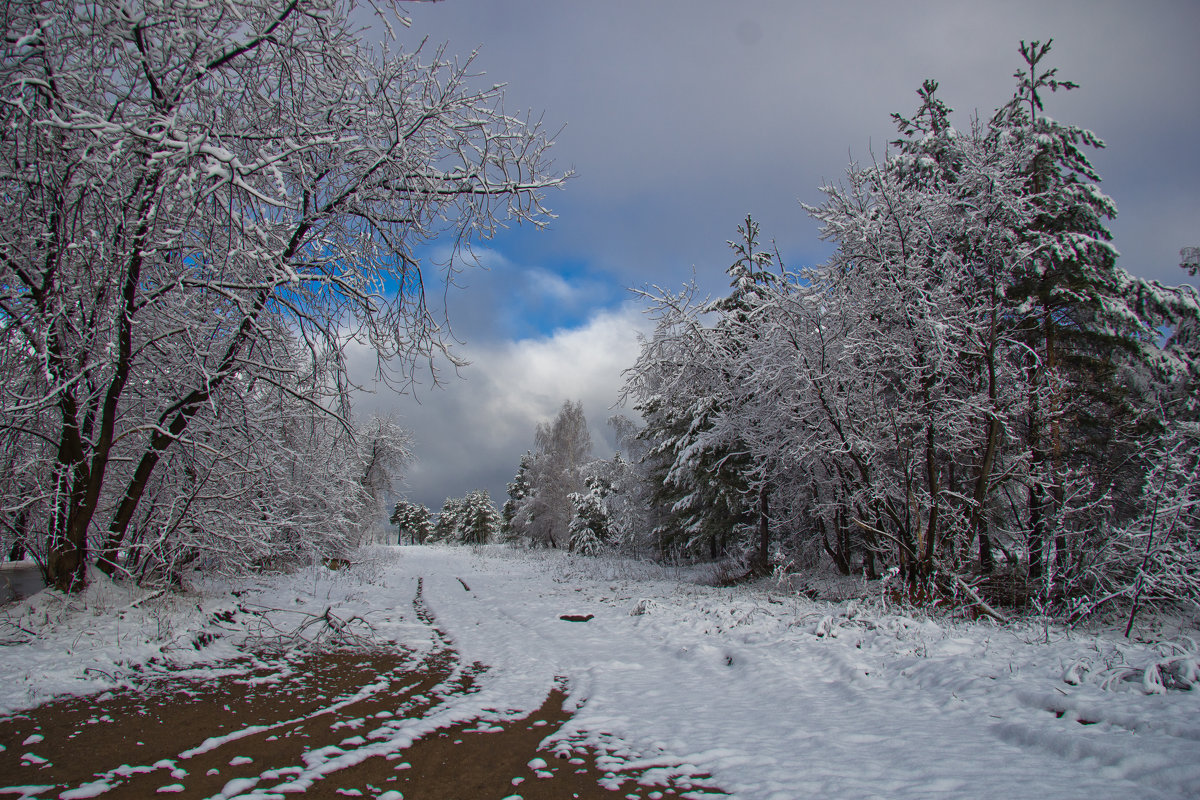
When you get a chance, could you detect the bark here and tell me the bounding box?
[751,485,770,576]
[1028,481,1046,580]
[46,172,157,589]
[972,416,1001,574]
[921,423,940,577]
[972,299,1003,574]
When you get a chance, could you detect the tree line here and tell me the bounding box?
[390,490,502,546]
[507,42,1200,624]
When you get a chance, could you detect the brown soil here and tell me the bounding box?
[0,580,725,799]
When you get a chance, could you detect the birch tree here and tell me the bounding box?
[513,400,591,548]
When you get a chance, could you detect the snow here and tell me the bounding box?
[59,780,114,799]
[2,545,1199,799]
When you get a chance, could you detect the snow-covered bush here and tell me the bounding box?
[1075,421,1200,628]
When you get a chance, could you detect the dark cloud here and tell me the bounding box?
[395,0,1197,286]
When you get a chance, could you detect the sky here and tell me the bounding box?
[349,0,1200,515]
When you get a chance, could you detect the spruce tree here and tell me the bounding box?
[991,40,1160,587]
[502,452,535,542]
[460,490,501,545]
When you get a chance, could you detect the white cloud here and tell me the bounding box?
[351,302,654,512]
[524,268,579,305]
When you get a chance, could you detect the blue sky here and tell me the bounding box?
[350,0,1200,516]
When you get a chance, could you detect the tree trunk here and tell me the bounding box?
[972,416,1001,574]
[7,510,30,561]
[97,287,272,574]
[751,485,770,576]
[46,418,94,592]
[921,424,940,578]
[1028,482,1045,580]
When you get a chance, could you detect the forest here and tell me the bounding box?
[1,0,1197,630]
[498,45,1200,626]
[2,4,1199,798]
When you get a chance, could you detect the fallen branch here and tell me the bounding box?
[952,575,1009,623]
[125,589,167,610]
[242,605,380,653]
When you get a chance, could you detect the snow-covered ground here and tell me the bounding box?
[2,546,1199,799]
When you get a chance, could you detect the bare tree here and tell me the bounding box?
[0,0,565,589]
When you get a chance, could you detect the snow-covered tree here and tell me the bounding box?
[391,501,433,545]
[512,400,592,548]
[459,490,501,546]
[1079,420,1200,628]
[624,41,1200,613]
[434,497,466,543]
[567,480,611,556]
[426,491,499,545]
[623,222,780,567]
[356,417,413,530]
[0,0,564,590]
[501,452,535,543]
[979,41,1200,596]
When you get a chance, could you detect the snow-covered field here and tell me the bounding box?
[3,546,1199,799]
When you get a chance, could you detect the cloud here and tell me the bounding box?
[343,0,1199,519]
[416,244,627,343]
[524,267,580,305]
[351,301,653,512]
[394,0,1199,289]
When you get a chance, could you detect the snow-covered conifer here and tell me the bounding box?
[568,476,615,556]
[459,491,501,546]
[434,498,467,543]
[502,452,535,544]
[391,501,434,545]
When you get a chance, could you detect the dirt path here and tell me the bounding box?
[0,579,722,799]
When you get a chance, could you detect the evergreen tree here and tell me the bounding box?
[390,500,433,545]
[990,40,1175,589]
[434,497,466,543]
[568,476,614,556]
[502,452,535,543]
[460,490,501,545]
[627,220,778,567]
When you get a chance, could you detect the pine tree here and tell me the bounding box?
[390,500,433,545]
[568,476,614,556]
[434,497,466,543]
[991,40,1165,588]
[627,220,779,567]
[460,490,501,545]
